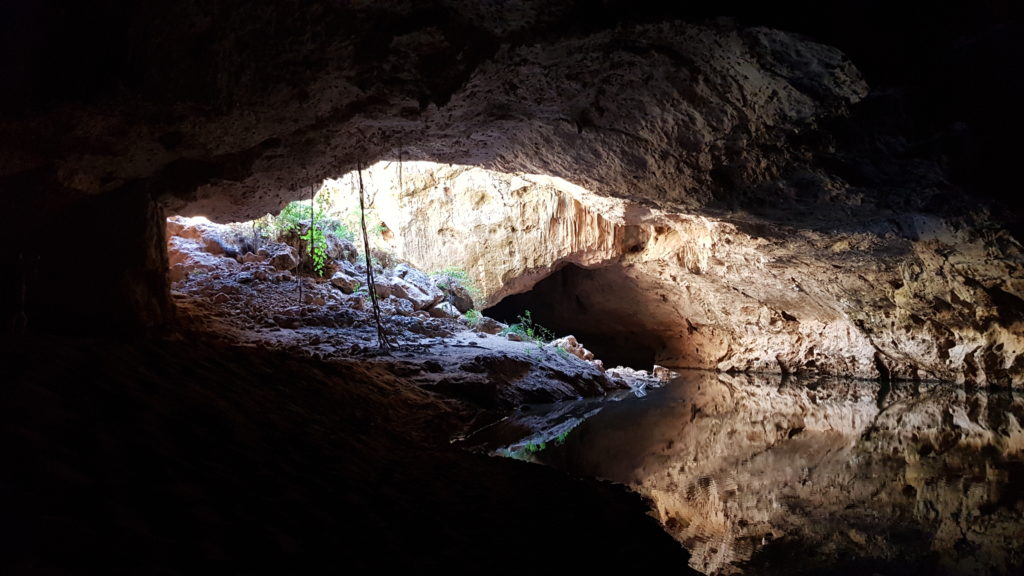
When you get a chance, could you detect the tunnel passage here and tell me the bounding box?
[484,263,675,371]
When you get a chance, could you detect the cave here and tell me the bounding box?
[485,263,665,371]
[2,1,1023,575]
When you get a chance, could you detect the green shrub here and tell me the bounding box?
[500,310,555,344]
[271,188,354,277]
[299,225,329,276]
[463,309,482,326]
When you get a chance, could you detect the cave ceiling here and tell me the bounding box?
[1,0,1021,384]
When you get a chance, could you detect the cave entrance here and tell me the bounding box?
[165,161,677,374]
[484,263,665,371]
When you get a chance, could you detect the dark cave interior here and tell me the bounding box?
[484,264,666,371]
[2,1,1023,575]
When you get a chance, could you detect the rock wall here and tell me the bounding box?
[323,161,1023,385]
[324,162,630,302]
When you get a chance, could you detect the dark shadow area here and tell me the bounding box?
[0,334,694,574]
[484,263,667,370]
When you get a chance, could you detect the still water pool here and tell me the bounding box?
[463,370,1024,576]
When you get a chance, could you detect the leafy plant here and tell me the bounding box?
[463,309,482,326]
[524,441,546,454]
[300,225,329,276]
[500,310,555,344]
[329,220,355,242]
[272,200,310,235]
[248,215,274,251]
[271,188,354,277]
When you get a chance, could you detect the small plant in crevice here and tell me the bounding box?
[463,309,482,327]
[555,429,571,445]
[500,309,555,344]
[524,441,546,454]
[431,265,472,284]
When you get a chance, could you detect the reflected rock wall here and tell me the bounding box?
[543,373,1024,575]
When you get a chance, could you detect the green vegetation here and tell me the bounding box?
[500,310,555,344]
[500,427,574,461]
[432,265,473,284]
[271,188,354,277]
[300,224,329,276]
[523,441,546,454]
[463,308,482,327]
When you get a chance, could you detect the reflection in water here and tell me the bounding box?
[474,371,1024,576]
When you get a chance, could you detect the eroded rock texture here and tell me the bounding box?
[1,1,1020,383]
[329,159,1022,384]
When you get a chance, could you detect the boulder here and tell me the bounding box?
[444,283,476,314]
[166,236,239,282]
[339,260,361,277]
[166,217,241,258]
[330,271,360,294]
[259,244,299,271]
[549,335,595,361]
[372,279,393,299]
[652,365,677,381]
[303,293,326,306]
[331,238,359,263]
[389,276,443,311]
[381,296,415,316]
[392,264,444,310]
[428,302,461,319]
[472,316,506,335]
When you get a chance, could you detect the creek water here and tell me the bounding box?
[463,370,1024,576]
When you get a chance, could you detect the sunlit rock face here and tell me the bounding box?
[322,161,1022,384]
[535,372,1024,575]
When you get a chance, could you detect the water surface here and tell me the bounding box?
[466,371,1024,576]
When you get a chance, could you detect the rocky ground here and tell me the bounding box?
[166,215,667,413]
